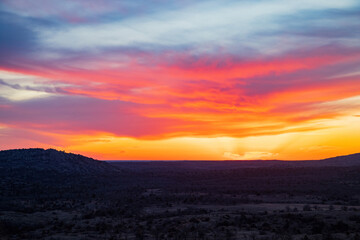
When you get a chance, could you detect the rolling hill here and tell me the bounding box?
[1,148,360,175]
[0,148,117,175]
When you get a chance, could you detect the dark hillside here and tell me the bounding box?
[0,148,117,174]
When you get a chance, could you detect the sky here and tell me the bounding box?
[1,0,360,160]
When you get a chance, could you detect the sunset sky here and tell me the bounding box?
[1,0,360,160]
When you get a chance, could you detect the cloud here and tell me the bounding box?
[0,95,189,138]
[1,43,360,139]
[223,151,278,160]
[0,126,62,147]
[1,0,360,158]
[36,0,358,51]
[0,78,66,93]
[300,145,337,152]
[0,11,38,59]
[1,0,197,23]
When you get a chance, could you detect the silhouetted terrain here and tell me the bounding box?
[1,148,360,239]
[0,148,117,174]
[108,152,360,171]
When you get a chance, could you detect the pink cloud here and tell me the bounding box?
[1,44,360,139]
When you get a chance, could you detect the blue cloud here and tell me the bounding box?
[0,11,38,54]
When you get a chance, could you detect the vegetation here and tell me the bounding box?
[1,149,360,239]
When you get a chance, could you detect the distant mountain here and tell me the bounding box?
[109,152,360,171]
[0,148,117,175]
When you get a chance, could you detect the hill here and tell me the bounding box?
[319,152,360,166]
[0,148,117,175]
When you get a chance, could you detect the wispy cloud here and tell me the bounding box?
[223,151,278,160]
